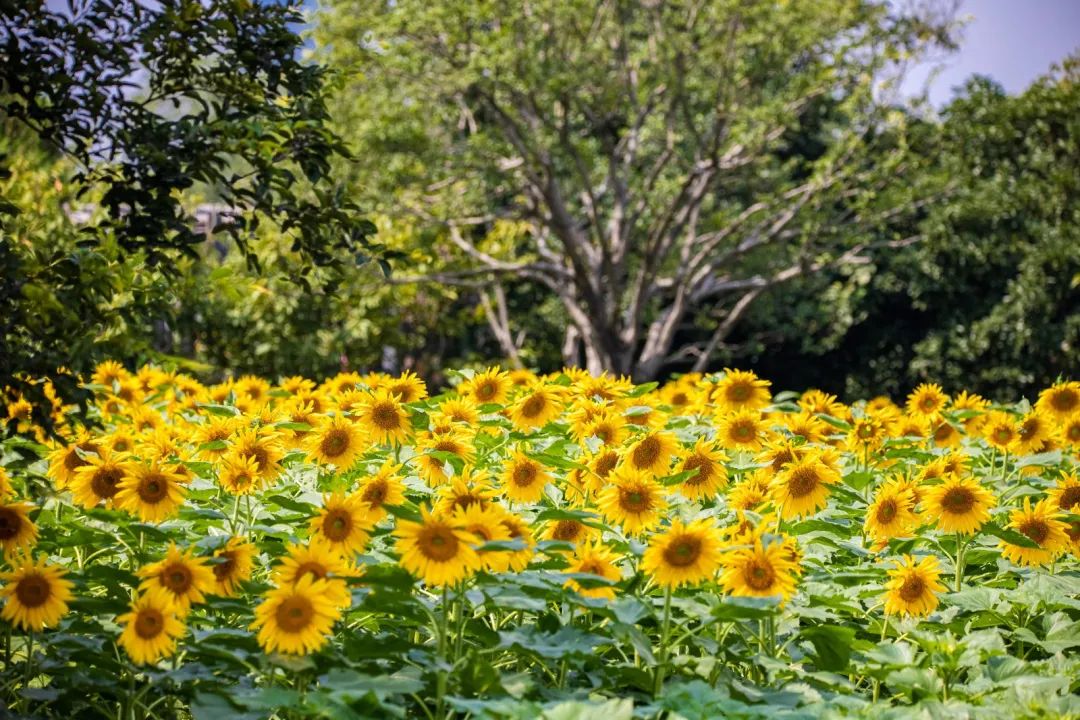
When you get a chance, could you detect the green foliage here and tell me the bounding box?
[736,62,1080,401]
[0,0,378,426]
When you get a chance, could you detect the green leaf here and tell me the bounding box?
[196,403,240,416]
[800,624,856,671]
[983,521,1041,549]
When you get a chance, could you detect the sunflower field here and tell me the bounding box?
[2,365,1080,719]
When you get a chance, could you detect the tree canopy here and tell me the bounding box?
[316,0,956,380]
[0,0,378,427]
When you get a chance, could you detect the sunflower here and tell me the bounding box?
[138,543,215,617]
[929,419,963,448]
[891,415,928,441]
[434,471,499,515]
[757,438,806,477]
[864,481,918,543]
[274,398,318,449]
[783,412,829,444]
[454,504,513,572]
[846,415,887,452]
[356,460,406,521]
[542,517,600,548]
[596,467,667,536]
[906,383,949,418]
[1036,381,1080,422]
[46,433,100,490]
[500,450,551,504]
[716,409,769,452]
[1014,410,1051,456]
[385,370,428,404]
[251,575,343,655]
[394,507,482,587]
[922,475,995,535]
[1049,473,1080,514]
[727,472,772,512]
[0,468,12,500]
[0,501,39,557]
[583,448,622,496]
[1062,417,1080,450]
[582,412,628,447]
[415,430,474,487]
[355,389,412,446]
[280,375,316,395]
[507,384,564,432]
[659,379,697,412]
[798,389,846,418]
[498,513,535,572]
[117,588,186,665]
[712,369,772,413]
[192,416,239,460]
[0,555,73,631]
[719,538,798,602]
[563,542,622,601]
[273,538,353,608]
[770,456,840,520]
[882,554,946,617]
[100,427,137,454]
[115,461,186,523]
[69,446,127,509]
[950,390,989,431]
[460,367,511,405]
[999,497,1070,567]
[92,359,129,387]
[211,537,257,597]
[217,454,263,495]
[438,397,481,428]
[228,427,285,480]
[623,430,679,476]
[306,414,365,468]
[673,438,729,500]
[311,492,374,556]
[982,411,1019,452]
[642,518,724,589]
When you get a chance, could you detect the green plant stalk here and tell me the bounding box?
[435,585,450,720]
[652,585,674,699]
[954,533,966,592]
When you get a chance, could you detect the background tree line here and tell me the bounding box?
[2,0,1077,417]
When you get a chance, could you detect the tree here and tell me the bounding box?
[734,63,1080,401]
[316,0,956,379]
[1,0,378,427]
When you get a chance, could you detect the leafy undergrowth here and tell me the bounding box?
[1,366,1080,719]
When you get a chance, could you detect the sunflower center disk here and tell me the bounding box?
[787,469,820,499]
[898,576,926,602]
[1019,520,1049,545]
[420,527,459,562]
[321,430,350,457]
[0,509,20,540]
[140,476,168,503]
[662,538,702,568]
[941,488,975,514]
[134,609,164,640]
[15,575,51,608]
[276,596,315,633]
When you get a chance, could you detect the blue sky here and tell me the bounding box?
[903,0,1080,105]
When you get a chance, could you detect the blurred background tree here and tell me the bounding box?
[739,61,1080,399]
[1,0,380,427]
[314,0,957,380]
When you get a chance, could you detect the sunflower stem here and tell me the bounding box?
[21,631,34,712]
[953,533,966,593]
[652,585,674,699]
[435,585,450,720]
